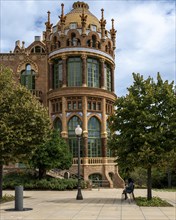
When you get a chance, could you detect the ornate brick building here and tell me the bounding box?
[0,1,124,187]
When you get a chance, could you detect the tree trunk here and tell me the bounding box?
[0,164,3,200]
[147,166,152,200]
[39,167,46,180]
[167,169,171,188]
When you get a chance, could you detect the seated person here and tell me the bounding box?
[122,178,134,200]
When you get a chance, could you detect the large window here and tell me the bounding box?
[51,98,62,113]
[67,97,82,110]
[20,64,35,89]
[88,117,101,157]
[87,58,100,88]
[31,46,45,53]
[53,118,62,134]
[104,63,112,91]
[68,116,83,157]
[87,97,101,111]
[53,60,62,89]
[67,57,82,86]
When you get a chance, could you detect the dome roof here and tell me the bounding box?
[62,2,100,30]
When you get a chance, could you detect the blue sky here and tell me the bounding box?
[0,0,175,96]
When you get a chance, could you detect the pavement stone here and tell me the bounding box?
[0,189,175,220]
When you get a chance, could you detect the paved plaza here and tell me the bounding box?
[0,188,176,220]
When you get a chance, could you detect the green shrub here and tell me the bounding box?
[135,196,173,207]
[3,171,79,190]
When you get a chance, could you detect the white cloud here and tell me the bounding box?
[0,0,175,96]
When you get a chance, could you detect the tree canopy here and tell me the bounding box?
[108,73,176,199]
[30,130,72,179]
[0,65,51,198]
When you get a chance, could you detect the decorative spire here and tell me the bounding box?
[59,3,66,23]
[110,19,117,49]
[101,8,104,20]
[112,19,114,29]
[61,3,64,15]
[45,11,53,31]
[100,9,106,26]
[47,11,50,24]
[80,8,87,37]
[99,8,106,41]
[59,3,67,36]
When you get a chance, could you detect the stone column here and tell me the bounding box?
[101,98,107,159]
[61,96,68,139]
[62,56,67,87]
[100,59,105,89]
[82,96,88,164]
[81,54,87,87]
[111,65,115,92]
[48,61,53,90]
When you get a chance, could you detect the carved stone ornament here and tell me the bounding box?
[16,57,39,78]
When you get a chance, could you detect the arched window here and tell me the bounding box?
[92,35,96,48]
[71,33,77,46]
[89,173,102,186]
[108,42,111,53]
[77,39,81,46]
[53,36,57,49]
[53,118,62,134]
[88,117,101,157]
[20,64,35,89]
[104,63,112,91]
[87,58,100,88]
[68,116,82,157]
[31,46,45,53]
[67,57,82,87]
[87,40,90,47]
[35,46,41,53]
[53,59,62,89]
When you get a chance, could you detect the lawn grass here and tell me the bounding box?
[0,194,15,203]
[135,196,173,207]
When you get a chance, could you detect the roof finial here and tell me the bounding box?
[101,9,104,20]
[100,8,106,41]
[110,18,117,50]
[59,3,66,37]
[61,3,64,16]
[111,19,114,29]
[59,3,66,23]
[47,11,50,23]
[45,10,52,33]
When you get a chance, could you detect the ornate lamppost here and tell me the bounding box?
[75,125,83,200]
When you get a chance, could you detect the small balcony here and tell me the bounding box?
[72,157,116,165]
[30,90,42,100]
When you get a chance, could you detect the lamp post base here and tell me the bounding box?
[76,188,83,200]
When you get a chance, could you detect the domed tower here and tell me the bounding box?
[45,1,123,187]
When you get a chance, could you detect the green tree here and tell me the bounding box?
[0,65,51,199]
[108,73,176,200]
[30,130,72,179]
